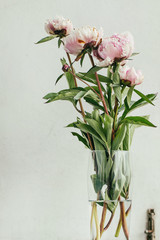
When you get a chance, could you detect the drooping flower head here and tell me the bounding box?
[95,32,134,67]
[63,26,103,56]
[45,16,73,37]
[119,65,144,86]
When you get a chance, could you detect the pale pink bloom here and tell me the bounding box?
[95,32,134,67]
[45,16,73,36]
[63,26,103,55]
[96,57,113,67]
[119,65,144,86]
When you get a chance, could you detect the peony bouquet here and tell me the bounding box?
[37,16,156,240]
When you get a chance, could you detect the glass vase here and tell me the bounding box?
[88,150,132,240]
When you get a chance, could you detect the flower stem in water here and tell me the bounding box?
[93,203,100,240]
[115,200,131,239]
[100,202,107,237]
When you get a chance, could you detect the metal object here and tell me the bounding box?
[144,209,155,239]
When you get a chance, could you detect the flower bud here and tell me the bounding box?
[62,64,70,72]
[119,65,144,86]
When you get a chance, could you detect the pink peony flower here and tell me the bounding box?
[95,32,134,67]
[119,65,144,86]
[45,16,73,36]
[63,26,103,55]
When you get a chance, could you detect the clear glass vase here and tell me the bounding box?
[88,150,132,240]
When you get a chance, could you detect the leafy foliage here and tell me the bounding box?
[39,33,156,208]
[43,88,84,104]
[36,35,58,44]
[122,116,156,127]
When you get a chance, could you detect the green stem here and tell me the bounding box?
[107,65,112,79]
[115,198,131,239]
[70,71,101,99]
[120,201,129,240]
[93,203,100,240]
[111,64,120,140]
[115,203,132,237]
[103,210,115,231]
[100,202,107,237]
[88,54,109,116]
[113,97,119,130]
[66,53,94,150]
[90,202,95,231]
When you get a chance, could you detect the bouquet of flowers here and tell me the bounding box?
[37,16,156,240]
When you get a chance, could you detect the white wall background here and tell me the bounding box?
[0,0,160,239]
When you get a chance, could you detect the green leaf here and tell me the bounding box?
[58,38,63,48]
[92,149,112,184]
[71,132,89,148]
[113,86,122,104]
[76,73,108,92]
[109,157,126,200]
[105,156,113,183]
[131,52,140,56]
[84,97,104,111]
[91,109,101,123]
[76,73,95,84]
[129,124,136,145]
[43,92,57,100]
[74,88,100,104]
[124,97,130,111]
[55,73,64,85]
[130,93,157,111]
[76,123,108,149]
[43,88,83,103]
[101,114,113,149]
[127,86,134,107]
[112,124,127,150]
[79,72,112,84]
[104,190,117,212]
[36,35,58,44]
[113,64,122,103]
[75,48,87,61]
[121,93,157,120]
[134,89,155,106]
[91,174,105,193]
[66,118,83,128]
[107,85,112,111]
[104,95,110,111]
[85,118,106,143]
[64,71,76,88]
[74,90,86,100]
[60,58,67,65]
[87,66,103,75]
[93,138,105,151]
[80,52,86,66]
[107,65,112,79]
[122,116,156,127]
[113,69,120,85]
[123,124,130,150]
[60,58,76,88]
[123,115,150,149]
[83,88,100,101]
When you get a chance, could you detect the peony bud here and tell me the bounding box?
[119,65,144,86]
[62,64,70,72]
